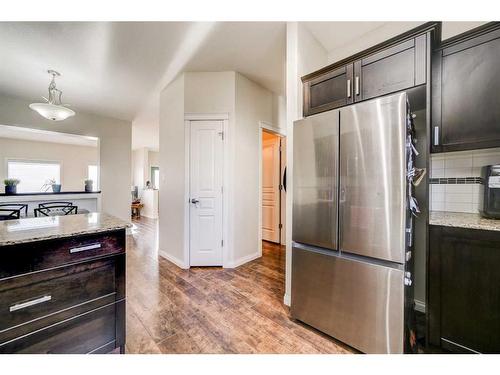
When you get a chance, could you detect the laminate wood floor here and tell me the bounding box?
[125,217,354,354]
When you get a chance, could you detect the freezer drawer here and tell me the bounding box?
[293,110,339,250]
[339,92,407,263]
[291,245,404,354]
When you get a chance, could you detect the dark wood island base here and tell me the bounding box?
[0,213,128,354]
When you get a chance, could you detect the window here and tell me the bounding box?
[151,166,159,189]
[7,160,61,193]
[88,165,99,191]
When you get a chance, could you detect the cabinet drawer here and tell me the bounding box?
[0,302,118,354]
[32,230,125,271]
[0,258,118,337]
[0,229,125,279]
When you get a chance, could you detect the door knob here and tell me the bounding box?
[191,198,199,204]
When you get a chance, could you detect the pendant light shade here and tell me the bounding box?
[29,70,75,121]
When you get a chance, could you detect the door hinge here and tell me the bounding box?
[221,186,223,194]
[221,239,224,247]
[218,131,224,140]
[279,184,283,191]
[279,223,283,229]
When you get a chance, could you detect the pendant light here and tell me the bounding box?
[29,70,75,121]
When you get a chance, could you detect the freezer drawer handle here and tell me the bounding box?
[10,295,52,312]
[69,243,101,254]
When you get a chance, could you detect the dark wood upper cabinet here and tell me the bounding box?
[303,64,353,116]
[432,23,500,152]
[428,225,500,353]
[302,23,436,117]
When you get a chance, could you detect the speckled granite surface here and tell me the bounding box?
[430,211,500,232]
[0,212,130,246]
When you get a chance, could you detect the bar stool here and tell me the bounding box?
[34,202,78,217]
[0,204,28,220]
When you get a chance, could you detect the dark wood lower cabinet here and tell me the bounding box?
[0,229,126,354]
[428,225,500,353]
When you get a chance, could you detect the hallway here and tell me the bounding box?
[125,217,352,353]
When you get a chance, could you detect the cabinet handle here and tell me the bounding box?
[355,76,360,96]
[433,126,440,146]
[10,295,52,312]
[69,243,101,254]
[347,79,351,98]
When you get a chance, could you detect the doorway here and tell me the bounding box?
[188,119,224,266]
[261,128,286,246]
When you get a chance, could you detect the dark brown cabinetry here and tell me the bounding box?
[0,229,126,354]
[303,64,353,115]
[428,225,500,353]
[432,23,500,152]
[302,24,434,117]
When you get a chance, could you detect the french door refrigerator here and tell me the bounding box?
[291,92,416,354]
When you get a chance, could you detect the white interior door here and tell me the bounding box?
[189,120,223,266]
[262,133,281,243]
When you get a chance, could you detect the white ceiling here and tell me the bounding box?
[0,22,286,150]
[0,124,98,147]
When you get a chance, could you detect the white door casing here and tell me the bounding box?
[189,120,224,266]
[262,133,281,243]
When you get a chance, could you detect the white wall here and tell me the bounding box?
[159,74,186,267]
[326,22,488,63]
[159,71,276,268]
[284,22,328,305]
[234,72,274,264]
[0,94,132,222]
[132,148,148,190]
[0,137,98,193]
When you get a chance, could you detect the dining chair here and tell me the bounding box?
[0,208,21,221]
[0,204,28,219]
[35,202,78,217]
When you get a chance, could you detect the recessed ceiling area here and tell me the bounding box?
[0,22,286,150]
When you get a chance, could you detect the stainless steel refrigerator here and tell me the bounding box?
[291,92,415,354]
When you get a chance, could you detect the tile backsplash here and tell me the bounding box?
[430,148,500,213]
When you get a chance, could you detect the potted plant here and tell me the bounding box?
[84,179,93,192]
[4,179,20,195]
[42,178,61,193]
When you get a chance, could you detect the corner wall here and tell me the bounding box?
[158,74,187,267]
[0,94,132,222]
[284,22,328,305]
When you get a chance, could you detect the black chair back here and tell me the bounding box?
[0,204,27,219]
[0,208,21,221]
[35,202,78,217]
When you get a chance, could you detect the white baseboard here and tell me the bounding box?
[224,251,261,268]
[283,293,291,306]
[159,250,189,269]
[141,213,158,219]
[414,299,426,313]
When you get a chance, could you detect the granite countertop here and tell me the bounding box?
[429,211,500,232]
[0,212,131,246]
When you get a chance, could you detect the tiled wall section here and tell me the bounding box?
[430,148,500,213]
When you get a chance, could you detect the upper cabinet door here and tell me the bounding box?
[356,35,427,101]
[303,64,353,116]
[432,24,500,152]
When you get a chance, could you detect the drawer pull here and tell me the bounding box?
[10,295,52,312]
[69,243,102,254]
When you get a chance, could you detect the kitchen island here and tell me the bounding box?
[0,212,129,354]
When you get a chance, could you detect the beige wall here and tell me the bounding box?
[0,137,98,193]
[0,94,132,222]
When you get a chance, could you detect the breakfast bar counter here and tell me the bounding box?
[0,213,129,354]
